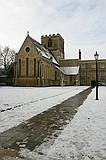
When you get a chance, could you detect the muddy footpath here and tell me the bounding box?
[0,87,92,159]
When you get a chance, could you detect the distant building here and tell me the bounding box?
[0,68,7,85]
[79,59,106,86]
[14,32,106,86]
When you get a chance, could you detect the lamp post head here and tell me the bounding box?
[94,51,99,60]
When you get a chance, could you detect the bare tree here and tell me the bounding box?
[0,45,16,70]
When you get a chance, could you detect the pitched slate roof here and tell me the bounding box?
[30,36,59,66]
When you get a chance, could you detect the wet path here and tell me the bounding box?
[0,87,92,159]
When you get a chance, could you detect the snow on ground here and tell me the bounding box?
[19,86,106,160]
[0,86,88,133]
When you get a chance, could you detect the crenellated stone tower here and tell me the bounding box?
[41,33,64,61]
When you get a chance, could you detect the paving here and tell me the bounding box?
[0,87,92,159]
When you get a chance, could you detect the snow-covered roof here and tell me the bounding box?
[60,66,79,75]
[30,37,59,66]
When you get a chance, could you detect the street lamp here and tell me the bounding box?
[94,51,99,100]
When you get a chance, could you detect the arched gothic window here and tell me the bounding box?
[34,58,36,76]
[48,39,52,47]
[26,58,28,77]
[19,59,21,76]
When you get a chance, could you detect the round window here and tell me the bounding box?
[25,47,30,52]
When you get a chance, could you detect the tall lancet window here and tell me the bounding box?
[26,58,28,77]
[19,59,21,76]
[48,39,52,47]
[34,58,36,76]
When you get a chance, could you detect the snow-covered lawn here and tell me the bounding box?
[20,86,106,160]
[0,86,87,133]
[1,86,106,160]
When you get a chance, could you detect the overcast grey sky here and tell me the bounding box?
[0,0,106,59]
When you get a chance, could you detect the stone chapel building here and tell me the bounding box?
[14,32,106,87]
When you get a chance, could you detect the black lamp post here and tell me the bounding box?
[94,51,99,100]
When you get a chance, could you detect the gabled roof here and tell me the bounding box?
[60,66,79,75]
[29,36,59,66]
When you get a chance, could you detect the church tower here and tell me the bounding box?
[41,33,64,61]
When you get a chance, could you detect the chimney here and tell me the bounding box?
[79,49,81,60]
